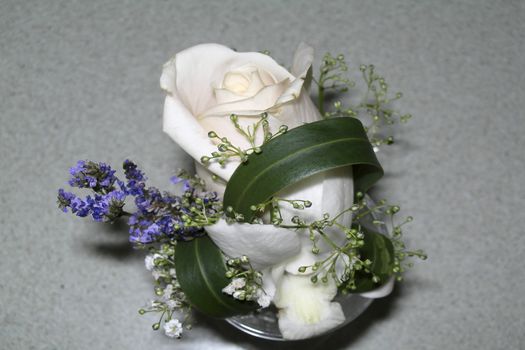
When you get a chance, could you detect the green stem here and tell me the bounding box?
[318,86,325,116]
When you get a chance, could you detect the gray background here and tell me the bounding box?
[1,0,524,349]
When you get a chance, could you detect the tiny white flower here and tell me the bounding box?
[163,284,174,300]
[144,254,155,271]
[145,253,163,271]
[163,319,183,338]
[232,290,245,300]
[256,289,272,308]
[152,270,162,280]
[222,282,236,295]
[169,268,177,277]
[166,299,182,310]
[231,278,246,289]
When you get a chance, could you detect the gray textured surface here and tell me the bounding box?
[1,0,524,349]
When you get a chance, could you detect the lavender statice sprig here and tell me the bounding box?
[58,160,223,244]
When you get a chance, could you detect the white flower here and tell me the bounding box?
[166,299,182,310]
[161,42,317,191]
[163,319,183,338]
[160,43,393,340]
[152,270,162,281]
[231,277,246,289]
[232,290,245,300]
[144,254,155,271]
[144,253,163,271]
[222,282,236,295]
[256,289,272,308]
[273,274,345,340]
[162,284,174,301]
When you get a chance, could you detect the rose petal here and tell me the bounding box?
[162,95,240,181]
[359,276,395,299]
[162,43,294,117]
[199,78,290,118]
[205,219,301,270]
[273,274,345,340]
[291,42,314,78]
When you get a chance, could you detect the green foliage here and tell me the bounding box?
[201,113,287,166]
[223,117,383,222]
[174,235,258,318]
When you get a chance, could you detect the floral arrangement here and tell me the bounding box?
[57,43,425,340]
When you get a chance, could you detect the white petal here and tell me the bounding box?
[277,89,322,126]
[282,246,331,275]
[205,219,301,270]
[165,43,293,117]
[162,94,239,181]
[276,167,354,274]
[160,56,177,94]
[359,276,395,299]
[274,274,345,340]
[291,42,314,79]
[200,78,290,118]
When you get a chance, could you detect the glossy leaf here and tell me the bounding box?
[223,117,383,221]
[175,235,257,317]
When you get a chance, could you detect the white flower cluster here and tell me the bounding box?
[163,319,183,338]
[143,246,190,339]
[222,277,271,308]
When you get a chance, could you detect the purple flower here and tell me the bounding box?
[59,159,220,244]
[68,160,118,193]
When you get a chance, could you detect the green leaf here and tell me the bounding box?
[223,117,383,221]
[351,228,395,293]
[175,235,257,318]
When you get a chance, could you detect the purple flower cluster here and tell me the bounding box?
[58,160,222,244]
[68,160,121,192]
[58,161,126,222]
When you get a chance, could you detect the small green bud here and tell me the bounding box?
[152,323,160,330]
[298,266,307,273]
[207,131,217,138]
[200,156,210,163]
[138,308,146,315]
[310,276,318,283]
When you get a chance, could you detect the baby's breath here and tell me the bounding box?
[315,53,412,149]
[201,113,288,167]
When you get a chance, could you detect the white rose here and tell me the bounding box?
[160,43,391,340]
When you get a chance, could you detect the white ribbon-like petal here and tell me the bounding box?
[359,276,395,299]
[273,274,345,340]
[205,219,301,271]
